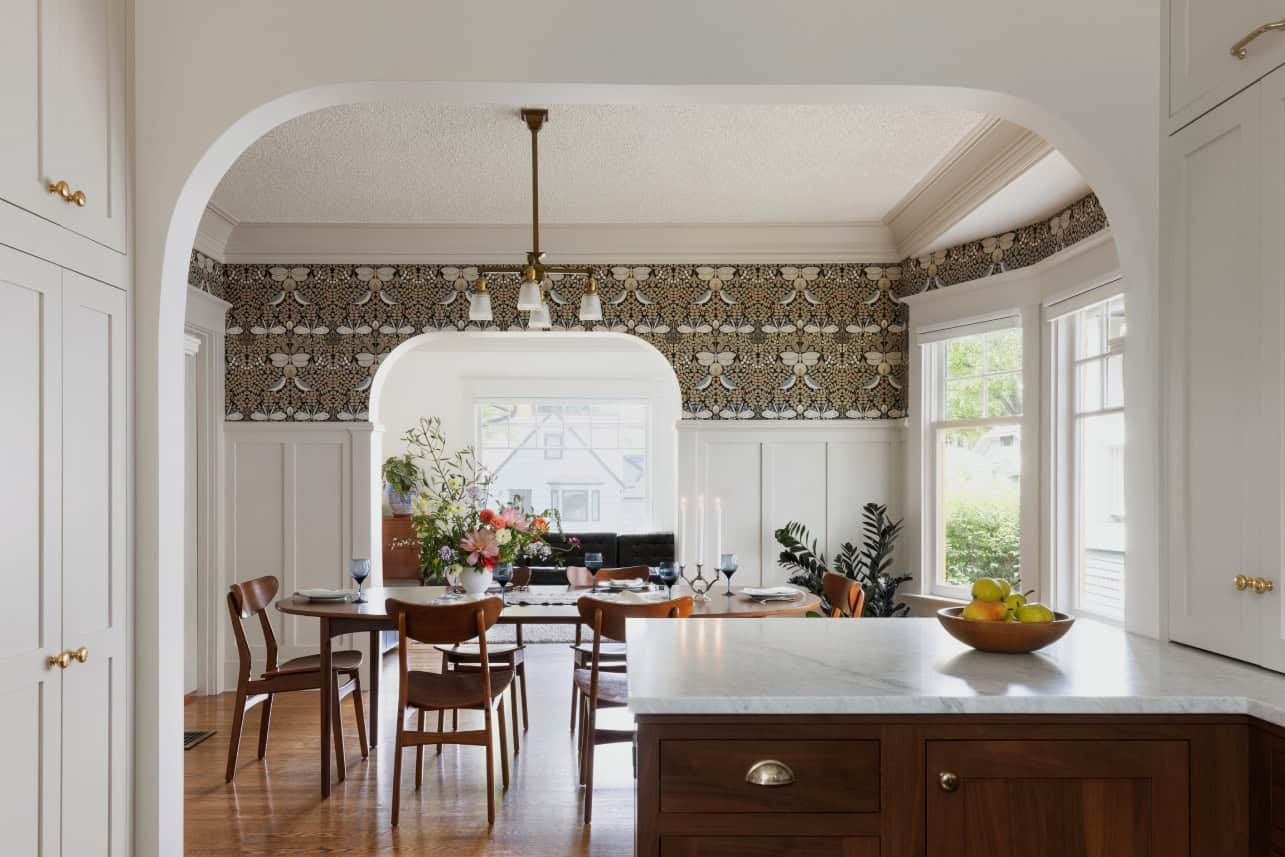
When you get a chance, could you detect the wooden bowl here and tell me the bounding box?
[936,606,1074,653]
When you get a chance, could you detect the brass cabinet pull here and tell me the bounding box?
[46,180,86,206]
[1235,574,1250,591]
[1232,20,1285,59]
[745,759,795,787]
[939,771,960,792]
[47,651,71,670]
[72,646,89,663]
[1254,577,1276,595]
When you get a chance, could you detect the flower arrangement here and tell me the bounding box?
[397,416,568,585]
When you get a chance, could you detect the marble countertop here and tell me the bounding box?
[625,616,1285,727]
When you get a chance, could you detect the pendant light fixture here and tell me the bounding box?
[468,275,493,321]
[528,290,552,329]
[478,108,602,322]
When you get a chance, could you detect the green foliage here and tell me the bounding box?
[943,490,1021,586]
[381,453,423,494]
[775,503,911,618]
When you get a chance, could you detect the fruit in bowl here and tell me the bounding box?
[938,578,1073,652]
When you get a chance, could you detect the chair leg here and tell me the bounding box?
[415,710,425,790]
[517,662,530,732]
[350,672,369,759]
[452,708,458,731]
[484,705,496,825]
[224,689,248,783]
[256,693,274,760]
[583,704,597,824]
[510,679,521,755]
[497,698,510,789]
[436,709,444,755]
[578,696,591,786]
[391,710,404,827]
[332,683,347,783]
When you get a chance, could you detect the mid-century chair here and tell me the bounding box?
[567,565,651,734]
[223,575,368,783]
[822,572,866,617]
[387,596,513,826]
[576,593,693,823]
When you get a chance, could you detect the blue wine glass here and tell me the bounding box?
[657,561,679,599]
[350,558,371,603]
[719,553,739,596]
[493,562,513,604]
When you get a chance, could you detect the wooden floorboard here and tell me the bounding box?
[185,643,634,855]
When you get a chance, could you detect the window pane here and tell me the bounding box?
[939,425,1022,589]
[561,490,589,522]
[1105,354,1124,409]
[985,373,1023,417]
[986,329,1022,372]
[1077,411,1126,619]
[1080,305,1104,357]
[946,335,983,378]
[1107,297,1127,346]
[1078,360,1103,411]
[946,379,984,420]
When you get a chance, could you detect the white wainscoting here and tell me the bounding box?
[222,422,376,689]
[677,420,907,587]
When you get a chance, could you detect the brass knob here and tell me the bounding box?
[72,646,89,663]
[1235,574,1250,591]
[46,180,86,206]
[1254,577,1275,595]
[744,759,795,787]
[939,771,959,792]
[47,651,71,670]
[70,189,86,207]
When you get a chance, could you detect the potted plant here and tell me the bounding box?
[382,453,422,517]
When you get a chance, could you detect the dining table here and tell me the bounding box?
[276,583,821,796]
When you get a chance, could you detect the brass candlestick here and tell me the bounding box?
[683,562,715,603]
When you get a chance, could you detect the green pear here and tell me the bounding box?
[1015,602,1055,623]
[1004,593,1027,613]
[970,578,1006,603]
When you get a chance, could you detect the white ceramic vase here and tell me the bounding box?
[460,569,493,596]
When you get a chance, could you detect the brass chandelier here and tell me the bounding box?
[467,107,603,327]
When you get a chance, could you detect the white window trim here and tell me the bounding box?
[902,230,1121,608]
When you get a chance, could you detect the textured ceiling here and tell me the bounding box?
[211,103,986,225]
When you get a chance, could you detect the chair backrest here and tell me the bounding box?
[593,565,652,584]
[511,565,533,588]
[577,594,693,644]
[566,565,595,588]
[822,573,865,618]
[226,575,282,680]
[386,596,503,646]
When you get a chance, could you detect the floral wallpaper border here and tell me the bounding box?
[192,193,1107,422]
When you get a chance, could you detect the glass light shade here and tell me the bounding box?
[468,289,493,321]
[517,280,543,311]
[579,289,603,321]
[528,300,552,329]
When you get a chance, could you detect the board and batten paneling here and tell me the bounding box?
[679,421,905,588]
[223,423,374,687]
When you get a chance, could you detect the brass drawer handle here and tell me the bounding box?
[1235,574,1250,591]
[745,759,795,787]
[47,180,87,207]
[940,771,960,792]
[1232,20,1285,59]
[48,651,71,670]
[1254,577,1276,595]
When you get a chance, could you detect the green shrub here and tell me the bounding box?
[944,491,1020,586]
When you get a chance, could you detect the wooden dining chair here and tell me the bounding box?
[823,572,866,617]
[224,575,368,783]
[576,593,693,823]
[387,596,513,826]
[567,565,651,734]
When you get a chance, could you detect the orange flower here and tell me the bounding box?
[531,516,548,533]
[478,508,496,526]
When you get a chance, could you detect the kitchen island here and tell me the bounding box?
[627,617,1285,857]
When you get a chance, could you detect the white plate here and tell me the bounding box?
[741,586,798,598]
[298,588,349,602]
[605,579,646,590]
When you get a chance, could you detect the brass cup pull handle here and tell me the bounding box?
[940,771,960,792]
[46,180,86,206]
[1232,20,1285,59]
[745,759,795,787]
[47,651,71,670]
[1254,578,1275,595]
[1235,574,1251,591]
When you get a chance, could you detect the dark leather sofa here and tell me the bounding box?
[529,532,675,585]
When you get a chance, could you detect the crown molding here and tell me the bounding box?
[885,118,1053,260]
[218,220,902,264]
[193,204,238,262]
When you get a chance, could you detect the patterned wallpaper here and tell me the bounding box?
[193,193,1107,422]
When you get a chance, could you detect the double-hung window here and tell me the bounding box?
[923,321,1024,597]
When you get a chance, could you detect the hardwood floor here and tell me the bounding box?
[185,643,634,855]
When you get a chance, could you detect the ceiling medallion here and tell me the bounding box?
[467,108,602,324]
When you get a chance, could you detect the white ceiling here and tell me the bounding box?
[210,102,987,226]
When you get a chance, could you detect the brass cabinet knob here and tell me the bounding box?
[939,771,960,792]
[1254,577,1276,595]
[47,651,71,670]
[46,180,86,206]
[744,759,795,787]
[1235,574,1250,591]
[72,646,89,663]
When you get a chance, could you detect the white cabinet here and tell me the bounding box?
[1168,0,1285,130]
[0,0,128,253]
[0,244,128,856]
[1164,64,1285,669]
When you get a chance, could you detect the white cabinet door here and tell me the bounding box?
[59,271,128,857]
[0,246,63,857]
[1164,84,1264,663]
[0,0,127,252]
[1169,0,1274,123]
